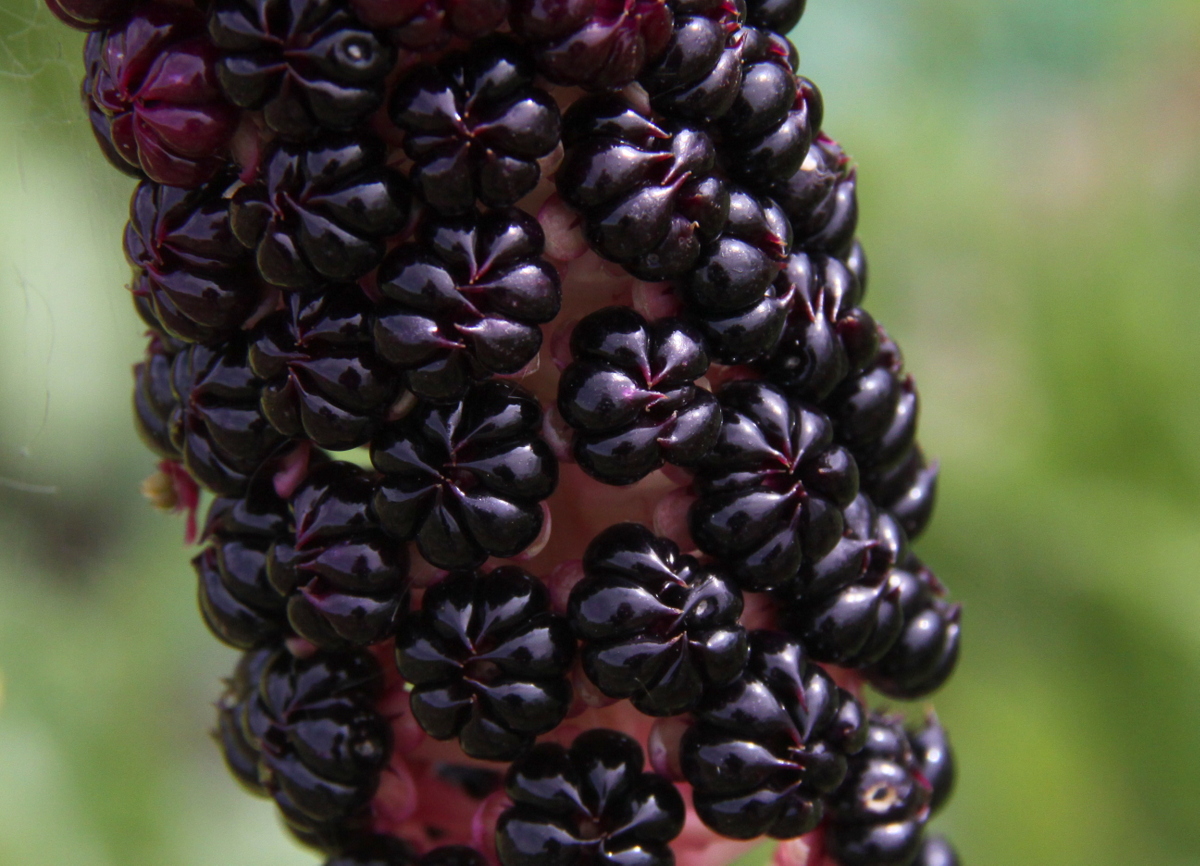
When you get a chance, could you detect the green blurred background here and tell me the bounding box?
[1,0,1199,863]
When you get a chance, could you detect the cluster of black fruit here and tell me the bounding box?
[53,0,964,861]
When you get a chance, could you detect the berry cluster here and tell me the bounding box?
[60,0,965,862]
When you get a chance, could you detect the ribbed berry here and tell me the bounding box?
[681,630,866,840]
[45,0,131,30]
[743,0,806,35]
[125,174,260,343]
[235,647,391,843]
[208,0,395,141]
[390,37,561,214]
[772,136,858,258]
[557,307,720,485]
[761,253,879,402]
[909,712,955,813]
[133,333,183,459]
[780,492,906,667]
[268,461,409,647]
[510,0,674,90]
[168,340,288,495]
[721,64,818,191]
[569,522,747,716]
[497,728,685,866]
[825,714,954,866]
[640,0,744,124]
[84,6,238,186]
[370,380,557,569]
[373,208,561,402]
[352,0,508,47]
[230,136,411,290]
[196,477,290,648]
[865,557,961,699]
[913,837,961,866]
[395,566,574,760]
[557,95,729,280]
[825,332,937,538]
[215,644,274,795]
[690,380,860,591]
[249,292,399,450]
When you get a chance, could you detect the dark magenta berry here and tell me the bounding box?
[640,0,744,124]
[373,208,561,402]
[133,334,182,459]
[689,380,860,591]
[125,174,261,343]
[557,307,720,485]
[209,0,395,140]
[744,0,806,35]
[352,0,508,47]
[510,0,674,90]
[569,522,747,716]
[771,136,858,257]
[322,833,415,866]
[762,252,879,402]
[268,461,410,648]
[84,6,238,186]
[250,292,399,450]
[390,37,561,214]
[370,380,557,570]
[909,712,955,813]
[497,728,685,866]
[395,566,575,761]
[168,341,288,496]
[196,478,291,649]
[557,94,728,280]
[681,630,866,840]
[215,645,275,795]
[45,0,131,30]
[230,135,411,290]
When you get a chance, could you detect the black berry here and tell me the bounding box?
[640,0,744,124]
[772,136,858,258]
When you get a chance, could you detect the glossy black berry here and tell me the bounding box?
[681,187,791,321]
[196,478,291,649]
[825,332,937,538]
[510,0,674,90]
[215,645,274,795]
[557,95,729,280]
[497,728,685,866]
[569,522,747,716]
[826,714,954,866]
[866,557,961,699]
[390,37,561,214]
[267,461,408,648]
[395,566,574,761]
[910,712,955,813]
[125,174,260,343]
[371,380,557,570]
[772,136,858,257]
[639,0,744,124]
[134,334,182,459]
[209,0,394,140]
[721,60,818,192]
[237,647,391,838]
[681,630,866,840]
[230,136,410,290]
[374,208,561,402]
[744,0,806,35]
[168,341,288,496]
[557,307,720,485]
[780,493,906,667]
[689,380,860,591]
[914,837,961,866]
[45,0,131,30]
[250,291,399,450]
[762,253,879,402]
[357,0,508,48]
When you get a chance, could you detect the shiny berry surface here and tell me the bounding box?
[557,307,719,485]
[250,292,399,450]
[45,0,131,30]
[353,0,507,46]
[268,461,409,647]
[690,380,860,591]
[125,174,259,343]
[744,0,807,35]
[133,334,182,459]
[209,0,394,140]
[390,37,561,214]
[682,630,866,839]
[511,0,674,90]
[569,522,747,716]
[497,728,685,866]
[640,0,744,124]
[374,208,561,402]
[395,566,575,760]
[914,837,961,866]
[557,95,728,279]
[84,6,238,186]
[371,380,557,569]
[772,136,858,258]
[230,136,411,290]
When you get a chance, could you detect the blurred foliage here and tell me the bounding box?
[1,0,1199,864]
